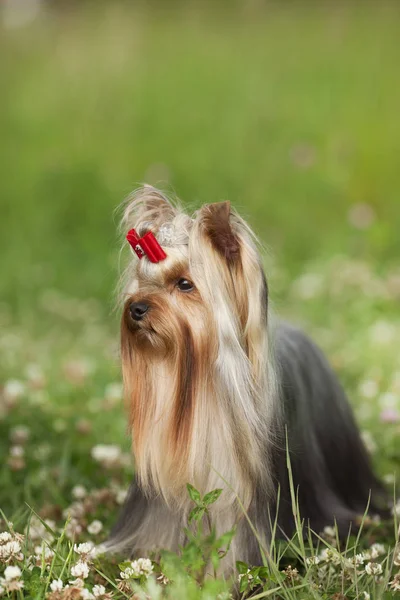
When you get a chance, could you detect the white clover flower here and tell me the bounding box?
[71,561,90,579]
[4,565,22,581]
[91,445,122,468]
[87,520,103,535]
[65,518,82,540]
[383,473,395,485]
[74,542,95,561]
[80,588,95,600]
[10,445,24,458]
[136,558,153,576]
[3,379,25,401]
[63,358,93,384]
[389,573,400,592]
[92,584,106,597]
[369,543,385,559]
[346,553,368,567]
[63,501,85,520]
[305,555,321,566]
[74,542,94,555]
[0,532,12,544]
[9,425,30,444]
[130,563,140,578]
[348,203,375,230]
[34,544,55,564]
[25,363,45,387]
[365,562,382,576]
[72,485,87,500]
[9,540,22,555]
[0,577,24,593]
[323,526,336,538]
[359,553,370,564]
[115,489,128,505]
[238,569,253,583]
[358,379,379,399]
[50,579,64,592]
[65,518,83,540]
[120,558,153,580]
[104,383,123,403]
[363,591,371,599]
[0,539,22,561]
[319,548,341,565]
[292,273,323,300]
[379,392,398,410]
[369,320,395,345]
[120,567,134,580]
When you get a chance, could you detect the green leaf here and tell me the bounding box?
[236,560,249,574]
[258,566,269,579]
[188,506,206,523]
[239,576,249,593]
[203,488,223,506]
[186,483,202,505]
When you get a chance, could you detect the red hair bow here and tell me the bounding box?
[126,229,167,263]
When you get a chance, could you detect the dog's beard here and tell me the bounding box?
[129,322,165,353]
[121,300,220,506]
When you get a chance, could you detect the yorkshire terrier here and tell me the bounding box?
[107,186,386,573]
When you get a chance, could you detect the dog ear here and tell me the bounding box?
[198,201,241,263]
[122,185,178,233]
[191,202,268,381]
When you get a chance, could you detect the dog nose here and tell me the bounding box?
[129,302,149,321]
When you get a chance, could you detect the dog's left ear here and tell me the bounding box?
[192,200,268,380]
[198,201,241,263]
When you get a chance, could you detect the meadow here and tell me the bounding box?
[0,2,400,598]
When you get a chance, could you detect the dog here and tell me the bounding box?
[107,185,386,573]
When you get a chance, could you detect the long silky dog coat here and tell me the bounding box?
[107,187,385,572]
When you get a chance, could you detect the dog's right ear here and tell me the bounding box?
[122,185,178,233]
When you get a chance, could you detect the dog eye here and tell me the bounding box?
[177,278,194,292]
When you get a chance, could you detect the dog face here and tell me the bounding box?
[119,187,272,504]
[122,246,213,358]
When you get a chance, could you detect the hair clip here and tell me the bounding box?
[126,229,167,263]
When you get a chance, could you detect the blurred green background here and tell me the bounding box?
[1,0,399,324]
[1,0,400,520]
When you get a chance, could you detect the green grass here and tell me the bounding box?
[0,2,400,598]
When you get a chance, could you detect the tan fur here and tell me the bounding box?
[119,185,277,537]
